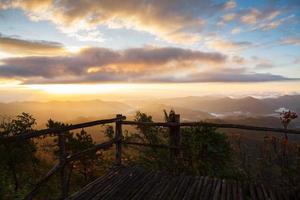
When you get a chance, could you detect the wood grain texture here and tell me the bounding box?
[67,166,298,200]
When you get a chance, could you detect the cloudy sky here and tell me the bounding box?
[0,0,299,101]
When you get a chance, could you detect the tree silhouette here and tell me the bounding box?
[0,113,38,193]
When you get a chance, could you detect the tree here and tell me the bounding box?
[129,111,170,169]
[46,120,100,183]
[180,126,233,177]
[69,129,99,181]
[125,110,234,177]
[0,113,38,193]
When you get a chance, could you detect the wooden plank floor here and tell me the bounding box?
[67,166,299,200]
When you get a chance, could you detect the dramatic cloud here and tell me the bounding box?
[21,69,297,84]
[206,38,252,51]
[0,34,65,56]
[0,0,297,47]
[0,0,232,44]
[0,0,298,85]
[152,70,296,83]
[0,46,295,83]
[0,46,226,82]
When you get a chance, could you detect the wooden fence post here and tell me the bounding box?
[169,114,181,161]
[115,114,123,166]
[58,132,68,199]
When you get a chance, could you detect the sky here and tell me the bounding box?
[0,0,299,102]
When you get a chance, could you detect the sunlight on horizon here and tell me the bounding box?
[0,0,300,102]
[0,81,295,102]
[28,84,132,95]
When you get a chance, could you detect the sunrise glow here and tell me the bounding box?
[0,0,299,101]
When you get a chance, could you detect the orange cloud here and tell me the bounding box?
[0,34,66,56]
[206,37,251,51]
[0,45,295,83]
[0,0,230,44]
[0,46,226,83]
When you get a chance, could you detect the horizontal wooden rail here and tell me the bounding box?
[24,139,116,200]
[121,121,172,127]
[124,141,181,149]
[122,120,300,135]
[1,116,126,143]
[179,122,300,134]
[24,163,61,200]
[1,114,298,200]
[66,140,115,162]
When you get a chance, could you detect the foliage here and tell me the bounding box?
[46,120,101,182]
[180,126,234,177]
[104,125,114,140]
[0,113,38,196]
[280,110,298,129]
[123,110,235,177]
[128,111,170,169]
[69,129,101,181]
[1,111,299,198]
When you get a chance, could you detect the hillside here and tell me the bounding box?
[158,95,300,115]
[0,95,299,129]
[0,100,133,126]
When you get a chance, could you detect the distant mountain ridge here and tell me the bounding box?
[158,95,300,115]
[0,95,299,128]
[0,100,133,126]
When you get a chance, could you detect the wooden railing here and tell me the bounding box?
[1,114,300,200]
[0,115,125,200]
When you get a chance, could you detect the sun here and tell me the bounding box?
[65,46,83,53]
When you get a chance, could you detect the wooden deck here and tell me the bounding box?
[67,166,299,200]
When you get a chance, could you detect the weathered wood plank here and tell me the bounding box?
[193,176,205,200]
[66,169,118,200]
[154,175,174,200]
[58,132,69,199]
[220,179,227,200]
[255,185,265,200]
[130,171,161,200]
[173,176,192,199]
[212,178,222,200]
[168,175,186,199]
[169,114,181,160]
[68,166,294,200]
[102,168,145,200]
[92,168,139,200]
[182,177,198,200]
[115,114,123,165]
[122,170,155,199]
[199,176,210,199]
[226,180,232,200]
[203,177,214,200]
[249,183,258,200]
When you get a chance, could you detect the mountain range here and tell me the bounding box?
[0,95,299,129]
